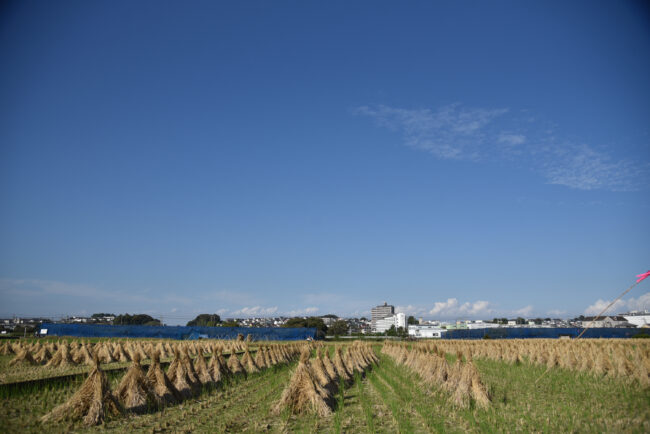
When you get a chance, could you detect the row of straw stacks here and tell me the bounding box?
[422,339,650,387]
[273,342,378,417]
[39,342,305,426]
[3,338,252,368]
[382,341,491,409]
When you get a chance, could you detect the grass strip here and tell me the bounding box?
[355,372,376,433]
[367,366,414,433]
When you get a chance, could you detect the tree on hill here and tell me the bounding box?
[283,316,328,338]
[221,320,240,327]
[329,320,349,336]
[91,313,115,319]
[186,314,221,327]
[113,314,161,326]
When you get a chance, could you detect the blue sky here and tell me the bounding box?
[1,1,649,324]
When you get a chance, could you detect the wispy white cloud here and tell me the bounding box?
[512,305,534,317]
[547,309,567,316]
[584,292,650,316]
[540,143,643,191]
[395,304,428,317]
[428,298,494,318]
[498,133,526,146]
[355,103,647,191]
[286,307,319,316]
[0,278,152,304]
[354,104,507,160]
[230,306,279,317]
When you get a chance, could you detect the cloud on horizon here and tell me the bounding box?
[584,292,650,316]
[354,103,646,191]
[230,306,279,316]
[396,298,537,320]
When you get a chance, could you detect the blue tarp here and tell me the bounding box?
[442,327,644,339]
[38,323,318,340]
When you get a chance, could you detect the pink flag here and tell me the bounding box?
[637,271,650,283]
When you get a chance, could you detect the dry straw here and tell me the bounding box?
[41,355,122,426]
[114,352,158,413]
[272,350,333,417]
[146,350,181,405]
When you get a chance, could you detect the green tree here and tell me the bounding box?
[385,325,397,336]
[329,320,349,336]
[221,320,240,327]
[113,314,161,326]
[187,314,221,327]
[515,317,526,325]
[283,316,327,338]
[407,315,418,325]
[283,317,307,328]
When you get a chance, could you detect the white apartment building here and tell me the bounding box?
[408,324,446,338]
[371,302,395,331]
[623,312,650,328]
[374,312,406,333]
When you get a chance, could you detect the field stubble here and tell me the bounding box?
[0,339,649,433]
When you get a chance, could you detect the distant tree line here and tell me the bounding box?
[91,313,115,319]
[283,316,328,338]
[113,314,161,326]
[186,314,221,327]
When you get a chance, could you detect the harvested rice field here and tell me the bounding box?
[0,338,649,433]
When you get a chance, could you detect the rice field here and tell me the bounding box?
[0,338,649,433]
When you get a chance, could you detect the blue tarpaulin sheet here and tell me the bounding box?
[38,323,317,340]
[442,327,644,339]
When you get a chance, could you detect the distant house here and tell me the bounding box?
[581,316,630,328]
[408,325,445,339]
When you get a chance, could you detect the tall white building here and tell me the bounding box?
[375,312,406,333]
[371,302,394,331]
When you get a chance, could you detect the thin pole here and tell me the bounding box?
[575,280,640,339]
[536,278,642,385]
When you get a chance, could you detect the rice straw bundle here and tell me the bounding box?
[9,348,38,366]
[333,346,352,383]
[41,355,121,426]
[97,344,115,364]
[194,348,214,385]
[321,349,338,381]
[0,342,14,355]
[255,346,268,369]
[227,352,246,375]
[181,347,202,391]
[115,352,158,412]
[272,351,333,417]
[46,342,77,368]
[208,348,229,383]
[113,343,131,363]
[240,348,259,374]
[34,346,52,364]
[146,351,180,405]
[310,350,335,394]
[166,348,194,398]
[74,344,95,365]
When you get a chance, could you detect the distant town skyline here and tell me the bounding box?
[2,2,649,324]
